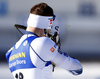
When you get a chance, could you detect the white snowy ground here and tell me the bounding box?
[0,62,100,79]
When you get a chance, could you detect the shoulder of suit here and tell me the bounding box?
[31,37,55,47]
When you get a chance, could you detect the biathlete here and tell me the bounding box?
[6,2,83,79]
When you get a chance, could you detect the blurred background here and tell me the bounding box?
[0,0,100,79]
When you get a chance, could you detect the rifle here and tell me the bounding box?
[14,24,61,49]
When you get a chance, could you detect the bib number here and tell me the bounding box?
[15,72,24,79]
